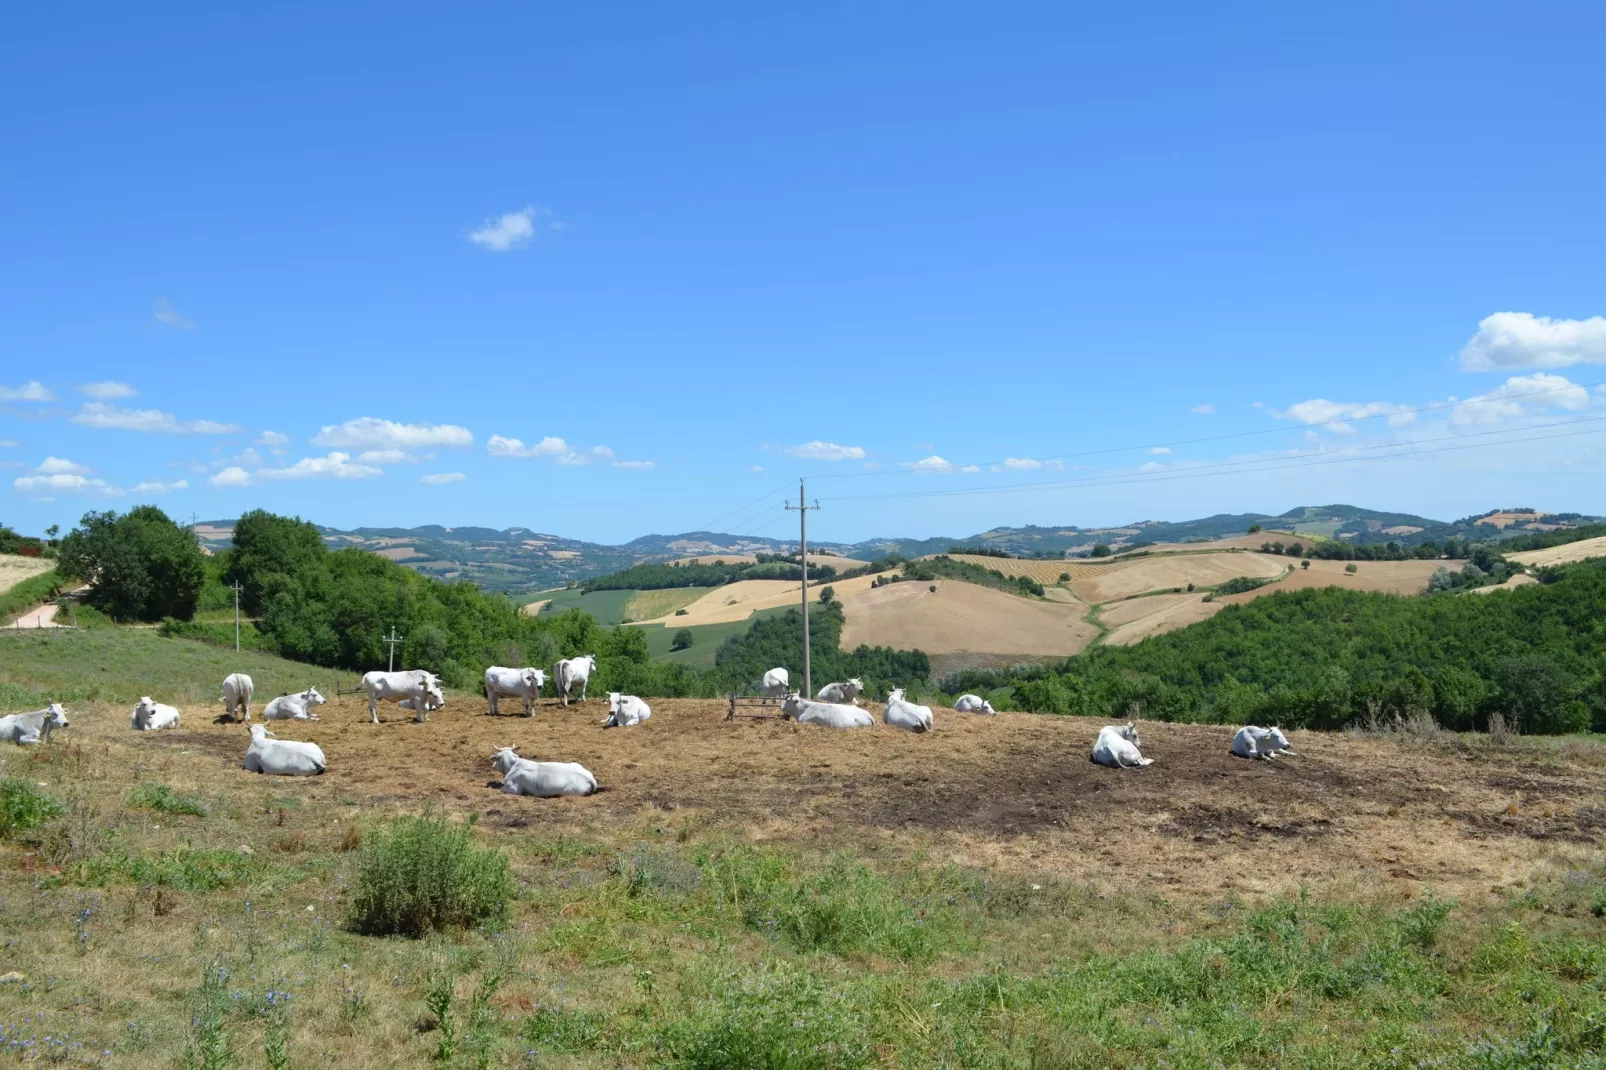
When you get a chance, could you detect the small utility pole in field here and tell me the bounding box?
[785,478,821,698]
[231,581,244,652]
[383,627,405,672]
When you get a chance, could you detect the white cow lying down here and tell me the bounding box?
[954,693,995,715]
[490,747,599,797]
[816,678,863,705]
[131,697,181,731]
[1233,725,1295,760]
[603,693,651,728]
[883,688,934,733]
[1,703,70,745]
[263,687,325,721]
[783,692,873,729]
[1091,723,1152,769]
[243,724,327,776]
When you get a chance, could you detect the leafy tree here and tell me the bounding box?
[227,509,326,614]
[819,586,835,604]
[1345,563,1358,574]
[1089,544,1113,558]
[57,506,205,621]
[671,628,693,651]
[1247,524,1262,534]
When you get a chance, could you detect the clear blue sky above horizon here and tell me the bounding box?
[4,3,1604,545]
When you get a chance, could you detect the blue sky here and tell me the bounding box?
[4,2,1604,545]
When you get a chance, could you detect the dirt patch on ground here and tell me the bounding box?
[1509,535,1606,568]
[838,579,1098,656]
[110,696,1606,902]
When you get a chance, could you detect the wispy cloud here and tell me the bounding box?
[0,381,55,402]
[209,467,253,488]
[73,402,241,434]
[14,473,119,496]
[37,456,91,475]
[153,298,195,330]
[555,445,615,466]
[1459,312,1606,371]
[1278,398,1415,434]
[1148,447,1172,455]
[612,460,655,470]
[785,441,865,461]
[1451,373,1591,425]
[312,417,472,450]
[487,434,568,458]
[420,472,465,485]
[257,452,385,481]
[468,206,558,252]
[1191,403,1215,415]
[132,479,188,494]
[356,449,429,465]
[903,455,980,474]
[0,440,18,449]
[255,430,290,448]
[78,381,138,399]
[989,457,1064,472]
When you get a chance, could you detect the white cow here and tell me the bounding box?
[131,696,181,731]
[816,678,864,705]
[263,687,326,721]
[553,655,598,707]
[221,673,255,722]
[883,688,934,733]
[954,693,996,715]
[782,692,874,729]
[243,724,327,776]
[761,667,790,698]
[1091,723,1152,769]
[485,666,547,716]
[490,747,599,797]
[0,703,70,745]
[360,669,444,724]
[1232,725,1296,761]
[603,692,651,728]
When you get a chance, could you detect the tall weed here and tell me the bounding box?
[349,810,514,937]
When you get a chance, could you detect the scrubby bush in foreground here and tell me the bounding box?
[349,811,513,937]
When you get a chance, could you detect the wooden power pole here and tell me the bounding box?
[785,479,821,698]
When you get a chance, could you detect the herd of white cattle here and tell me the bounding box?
[3,659,1299,792]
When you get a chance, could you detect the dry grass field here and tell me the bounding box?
[1509,534,1606,568]
[1101,592,1222,646]
[837,579,1099,657]
[669,553,866,569]
[636,573,885,626]
[0,553,53,596]
[1071,552,1287,603]
[1216,558,1444,602]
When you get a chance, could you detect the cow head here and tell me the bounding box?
[1267,726,1291,751]
[523,668,544,690]
[490,746,521,774]
[46,702,69,729]
[425,680,446,707]
[847,678,863,691]
[780,691,804,719]
[249,724,275,741]
[1119,722,1140,745]
[606,692,622,713]
[886,688,905,704]
[304,687,327,706]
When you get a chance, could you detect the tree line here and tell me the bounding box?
[581,558,838,592]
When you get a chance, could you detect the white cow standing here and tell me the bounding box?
[243,724,327,776]
[553,655,598,707]
[602,692,651,728]
[484,666,547,716]
[221,673,255,722]
[490,747,599,797]
[0,703,70,745]
[816,678,864,705]
[1232,725,1296,761]
[1091,723,1153,769]
[131,697,181,731]
[883,688,934,733]
[954,693,996,715]
[761,667,790,698]
[263,687,326,721]
[361,669,445,724]
[782,692,874,729]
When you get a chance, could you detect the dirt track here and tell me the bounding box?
[118,695,1606,902]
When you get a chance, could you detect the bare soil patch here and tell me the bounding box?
[838,578,1098,656]
[114,696,1606,901]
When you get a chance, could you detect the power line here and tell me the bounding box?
[808,377,1606,481]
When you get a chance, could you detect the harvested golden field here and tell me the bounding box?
[670,552,866,569]
[0,553,53,596]
[637,573,886,626]
[1125,531,1305,554]
[838,578,1098,657]
[945,554,1096,583]
[1071,552,1287,603]
[517,598,550,617]
[1216,558,1444,602]
[1509,535,1606,568]
[1100,593,1223,646]
[1469,573,1540,595]
[91,693,1606,904]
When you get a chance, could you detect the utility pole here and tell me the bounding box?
[785,478,821,698]
[231,581,244,652]
[383,626,405,672]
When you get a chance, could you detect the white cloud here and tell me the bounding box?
[468,207,538,251]
[78,381,137,399]
[312,417,472,450]
[13,473,118,496]
[420,472,465,485]
[989,457,1065,472]
[555,445,616,466]
[487,434,569,458]
[0,381,55,402]
[1148,447,1172,455]
[1451,373,1590,425]
[228,448,264,467]
[0,439,17,448]
[1139,461,1166,473]
[256,452,385,481]
[153,298,195,330]
[37,456,91,475]
[903,455,980,475]
[132,479,188,494]
[749,465,765,473]
[785,441,865,461]
[73,402,241,434]
[1251,401,1265,409]
[613,460,655,469]
[256,430,290,447]
[1279,398,1416,433]
[1191,403,1215,414]
[209,467,253,487]
[356,449,427,465]
[1458,312,1606,371]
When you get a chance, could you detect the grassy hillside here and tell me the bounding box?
[637,605,794,669]
[531,588,637,625]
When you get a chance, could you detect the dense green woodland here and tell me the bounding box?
[946,559,1606,734]
[582,557,836,592]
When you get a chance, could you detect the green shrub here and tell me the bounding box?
[128,782,210,817]
[349,811,514,936]
[0,778,67,838]
[1216,575,1274,596]
[657,964,873,1070]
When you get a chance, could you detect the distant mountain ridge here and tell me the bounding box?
[188,503,1599,595]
